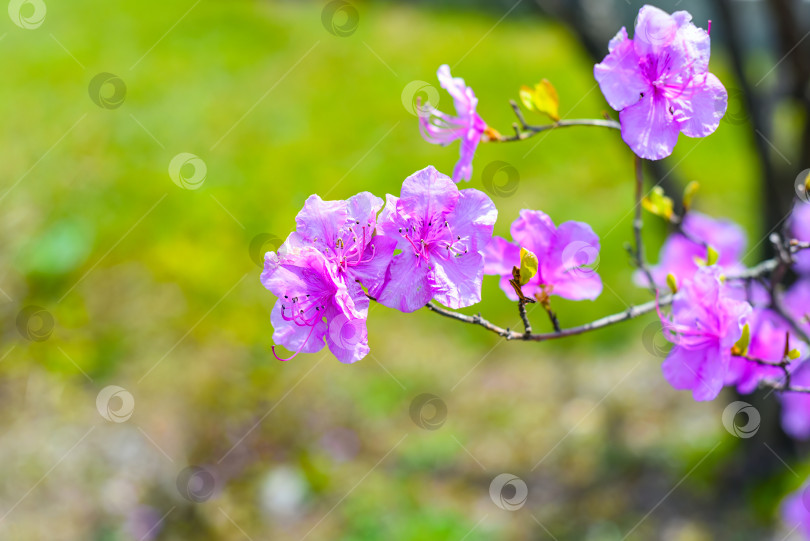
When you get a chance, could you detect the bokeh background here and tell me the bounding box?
[2,0,810,539]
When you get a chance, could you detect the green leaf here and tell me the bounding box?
[706,245,719,266]
[666,273,678,294]
[519,79,560,121]
[519,247,538,286]
[683,181,699,211]
[733,323,750,356]
[641,187,674,220]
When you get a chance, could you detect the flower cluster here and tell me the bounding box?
[259,3,810,534]
[262,166,497,363]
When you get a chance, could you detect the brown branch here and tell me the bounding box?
[425,293,675,342]
[518,299,532,335]
[485,100,621,143]
[633,155,657,294]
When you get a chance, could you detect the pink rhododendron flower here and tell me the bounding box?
[641,211,746,288]
[791,201,810,273]
[261,192,396,363]
[773,280,810,437]
[262,247,370,363]
[785,279,810,337]
[594,5,728,160]
[725,308,797,394]
[484,210,602,301]
[779,361,810,439]
[419,65,488,183]
[375,166,497,312]
[781,483,810,538]
[658,266,751,401]
[287,192,397,297]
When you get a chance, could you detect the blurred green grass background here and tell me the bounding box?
[0,1,792,540]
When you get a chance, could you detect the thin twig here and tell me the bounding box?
[425,294,674,342]
[633,155,657,294]
[487,101,621,143]
[542,303,561,333]
[518,300,532,335]
[417,255,798,342]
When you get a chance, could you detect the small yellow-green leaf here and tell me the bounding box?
[788,348,802,360]
[519,85,536,111]
[706,245,719,266]
[666,273,678,294]
[641,186,674,220]
[519,247,539,286]
[733,323,751,356]
[519,80,560,121]
[683,181,700,211]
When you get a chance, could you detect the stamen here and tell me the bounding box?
[272,323,319,362]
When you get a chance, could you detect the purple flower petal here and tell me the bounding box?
[324,306,370,364]
[349,234,398,298]
[375,252,433,313]
[483,236,520,276]
[633,5,679,56]
[294,195,348,254]
[791,202,810,272]
[594,28,650,111]
[509,209,556,257]
[676,73,727,138]
[453,130,481,182]
[437,64,477,118]
[544,221,603,301]
[431,251,486,309]
[271,300,327,354]
[448,188,498,250]
[399,166,459,224]
[346,191,384,226]
[619,93,681,160]
[662,344,726,401]
[780,362,810,439]
[671,11,711,74]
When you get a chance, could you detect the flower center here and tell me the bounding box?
[398,218,469,262]
[332,221,377,272]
